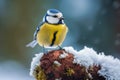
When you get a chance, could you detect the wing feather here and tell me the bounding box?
[26,22,44,48]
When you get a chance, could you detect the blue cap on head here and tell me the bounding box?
[47,9,62,16]
[48,9,60,14]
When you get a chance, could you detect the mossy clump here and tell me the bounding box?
[33,50,105,80]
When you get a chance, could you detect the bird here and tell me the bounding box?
[26,9,68,49]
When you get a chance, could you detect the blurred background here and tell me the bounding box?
[0,0,120,79]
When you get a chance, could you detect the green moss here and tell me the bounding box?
[65,68,75,76]
[33,66,46,80]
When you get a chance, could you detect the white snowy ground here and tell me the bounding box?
[0,61,33,80]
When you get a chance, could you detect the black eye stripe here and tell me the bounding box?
[52,15,58,18]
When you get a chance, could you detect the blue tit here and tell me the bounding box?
[26,9,68,48]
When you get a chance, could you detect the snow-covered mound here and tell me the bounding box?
[30,46,120,80]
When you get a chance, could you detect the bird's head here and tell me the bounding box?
[43,9,64,24]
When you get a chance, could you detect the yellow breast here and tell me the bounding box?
[37,23,68,47]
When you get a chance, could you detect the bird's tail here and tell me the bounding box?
[26,40,37,48]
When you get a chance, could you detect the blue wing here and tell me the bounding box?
[26,22,44,48]
[33,22,44,40]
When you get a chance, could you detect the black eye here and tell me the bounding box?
[53,15,58,18]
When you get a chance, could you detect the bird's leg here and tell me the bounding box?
[42,45,46,53]
[58,46,66,53]
[42,45,49,54]
[58,45,63,50]
[58,45,65,50]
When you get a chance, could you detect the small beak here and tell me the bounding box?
[59,17,64,20]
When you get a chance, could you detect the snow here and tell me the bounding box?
[0,61,32,80]
[63,46,78,54]
[55,78,62,80]
[73,46,98,68]
[64,46,120,80]
[30,53,44,76]
[30,46,120,80]
[54,61,61,66]
[59,52,68,59]
[64,46,98,68]
[97,53,120,80]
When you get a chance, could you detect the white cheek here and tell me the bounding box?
[46,16,59,24]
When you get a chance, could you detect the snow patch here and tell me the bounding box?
[97,53,120,80]
[54,61,61,66]
[30,53,44,76]
[59,52,68,59]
